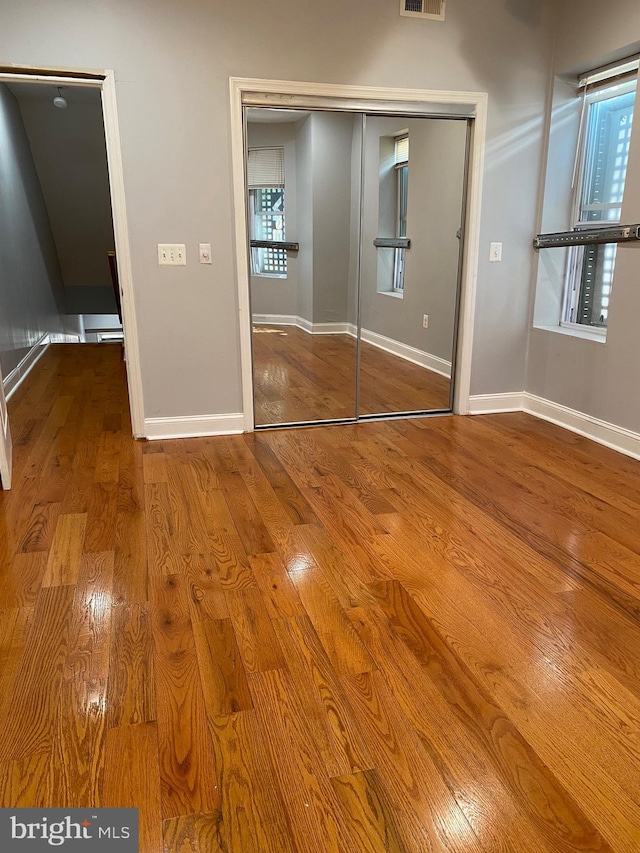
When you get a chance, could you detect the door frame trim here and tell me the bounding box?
[0,66,145,438]
[229,77,487,431]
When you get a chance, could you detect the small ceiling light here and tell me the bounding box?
[53,87,67,109]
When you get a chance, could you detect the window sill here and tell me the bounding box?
[533,323,607,343]
[251,273,287,280]
[377,290,404,300]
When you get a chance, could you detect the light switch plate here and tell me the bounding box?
[489,242,503,263]
[199,243,212,264]
[158,244,186,266]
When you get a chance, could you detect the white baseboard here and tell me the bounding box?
[253,315,451,376]
[523,394,640,461]
[357,327,452,378]
[468,392,525,414]
[144,413,244,440]
[468,391,640,461]
[253,314,299,327]
[254,314,349,335]
[3,334,51,400]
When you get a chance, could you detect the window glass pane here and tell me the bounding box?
[397,165,408,239]
[565,75,636,328]
[250,187,287,277]
[579,88,635,223]
[576,243,617,327]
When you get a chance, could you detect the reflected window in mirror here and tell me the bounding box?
[247,147,287,278]
[393,135,409,293]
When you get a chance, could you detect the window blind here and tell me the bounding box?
[578,57,639,93]
[394,136,409,165]
[247,147,285,188]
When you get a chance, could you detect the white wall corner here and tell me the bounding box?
[144,413,244,440]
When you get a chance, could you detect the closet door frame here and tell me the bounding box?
[230,77,488,433]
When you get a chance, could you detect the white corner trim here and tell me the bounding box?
[358,327,452,378]
[468,392,525,414]
[144,413,244,440]
[468,391,640,460]
[3,334,51,400]
[523,394,640,461]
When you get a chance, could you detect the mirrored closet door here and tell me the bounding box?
[244,106,469,429]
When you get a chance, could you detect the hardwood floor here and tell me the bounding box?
[252,325,451,425]
[1,342,640,851]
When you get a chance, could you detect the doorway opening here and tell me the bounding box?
[0,66,143,487]
[230,79,487,432]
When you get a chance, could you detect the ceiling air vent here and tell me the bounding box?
[400,0,446,20]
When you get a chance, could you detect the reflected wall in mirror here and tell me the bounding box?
[247,108,361,426]
[359,116,468,416]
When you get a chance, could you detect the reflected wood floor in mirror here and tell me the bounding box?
[3,344,640,851]
[252,324,450,425]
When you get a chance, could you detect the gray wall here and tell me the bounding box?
[0,85,67,378]
[0,0,556,419]
[15,88,117,316]
[360,116,467,362]
[309,112,356,325]
[526,1,640,432]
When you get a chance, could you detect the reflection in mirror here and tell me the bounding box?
[247,108,361,426]
[359,116,468,416]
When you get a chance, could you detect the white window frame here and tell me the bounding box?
[392,135,409,294]
[247,147,287,279]
[561,71,637,334]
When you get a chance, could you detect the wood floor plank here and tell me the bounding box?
[248,667,353,852]
[197,488,254,591]
[162,811,226,853]
[0,584,74,761]
[0,551,47,609]
[218,471,276,557]
[84,482,119,552]
[107,602,156,727]
[331,770,410,853]
[248,552,305,619]
[224,581,286,673]
[207,711,296,853]
[42,511,87,587]
[193,618,253,717]
[341,669,481,852]
[289,564,375,676]
[183,553,229,623]
[0,586,73,760]
[273,614,374,778]
[0,753,53,809]
[151,574,220,819]
[103,722,163,853]
[351,597,608,853]
[243,434,318,524]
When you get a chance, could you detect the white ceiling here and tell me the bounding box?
[5,81,102,106]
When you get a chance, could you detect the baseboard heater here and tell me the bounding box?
[533,224,640,249]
